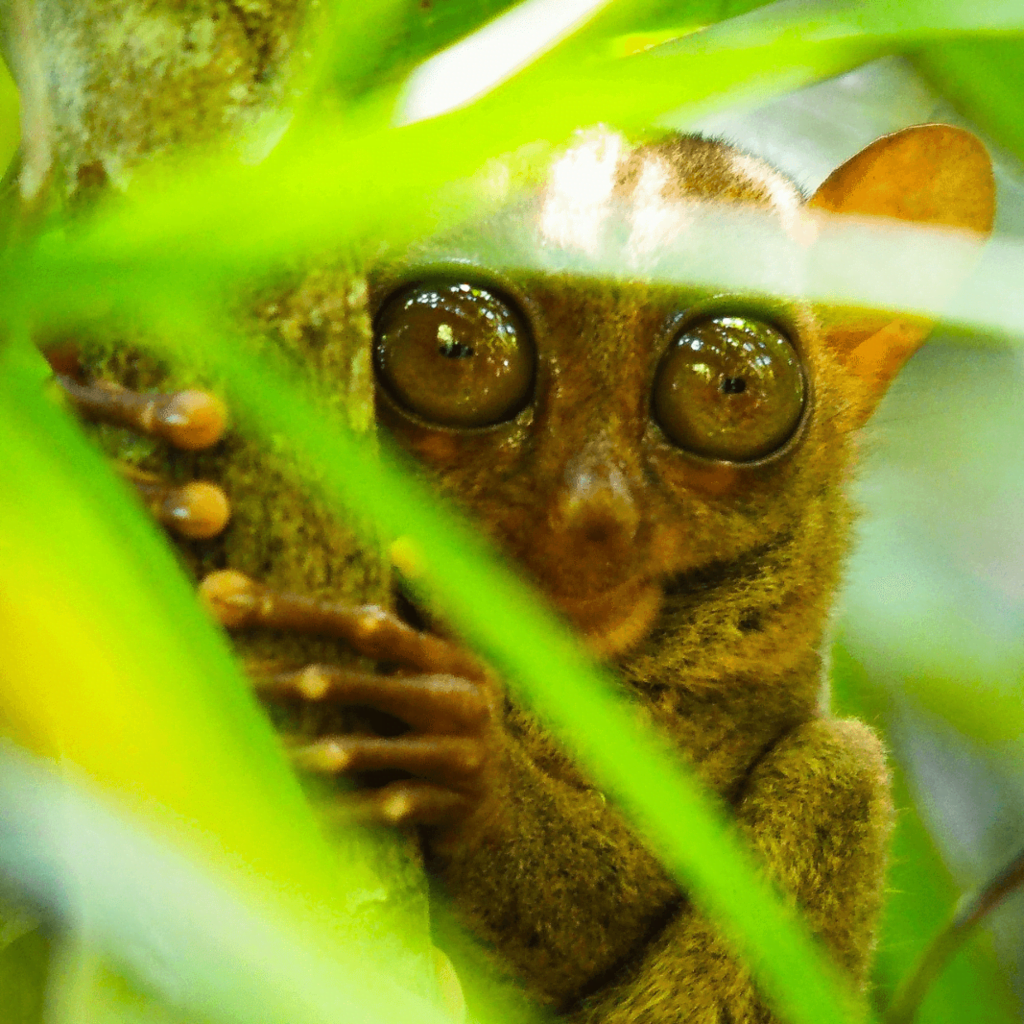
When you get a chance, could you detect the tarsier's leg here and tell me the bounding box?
[569,718,893,1024]
[56,374,231,539]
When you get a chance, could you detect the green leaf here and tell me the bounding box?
[0,926,48,1024]
[347,0,522,96]
[0,56,18,180]
[915,39,1024,165]
[0,742,445,1024]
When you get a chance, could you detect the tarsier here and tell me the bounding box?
[62,123,994,1021]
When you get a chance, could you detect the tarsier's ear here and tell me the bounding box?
[809,124,995,420]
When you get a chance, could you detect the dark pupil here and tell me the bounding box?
[438,337,474,359]
[721,377,746,394]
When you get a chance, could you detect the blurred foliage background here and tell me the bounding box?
[0,2,1023,1023]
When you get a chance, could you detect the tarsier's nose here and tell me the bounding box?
[526,443,648,615]
[557,463,639,544]
[550,450,640,554]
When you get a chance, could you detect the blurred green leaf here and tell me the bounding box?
[0,55,18,179]
[8,199,1024,358]
[0,339,340,897]
[0,926,48,1024]
[0,742,445,1024]
[841,519,1024,751]
[2,0,1019,310]
[916,39,1024,165]
[348,0,522,96]
[310,0,411,96]
[430,0,1024,136]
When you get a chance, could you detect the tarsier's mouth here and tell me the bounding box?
[550,577,664,658]
[396,571,665,661]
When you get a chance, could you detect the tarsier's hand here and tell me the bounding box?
[201,571,501,830]
[58,366,500,833]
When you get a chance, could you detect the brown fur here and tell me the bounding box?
[367,127,992,1019]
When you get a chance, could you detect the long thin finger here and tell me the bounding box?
[253,666,489,734]
[201,571,483,680]
[326,781,473,827]
[123,468,231,539]
[59,376,227,449]
[290,735,485,789]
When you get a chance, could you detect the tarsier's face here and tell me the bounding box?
[367,131,863,658]
[367,125,994,661]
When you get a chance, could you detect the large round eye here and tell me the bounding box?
[652,316,805,462]
[374,281,534,428]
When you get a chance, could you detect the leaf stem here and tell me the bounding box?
[885,846,1024,1024]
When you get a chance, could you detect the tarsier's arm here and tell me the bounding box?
[424,720,682,1007]
[191,569,682,1005]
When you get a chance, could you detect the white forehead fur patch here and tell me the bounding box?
[538,130,626,255]
[531,129,812,277]
[626,154,697,266]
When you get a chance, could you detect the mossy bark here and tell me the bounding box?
[0,0,438,1014]
[1,0,308,202]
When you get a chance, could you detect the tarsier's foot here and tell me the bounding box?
[118,465,231,539]
[202,571,498,828]
[57,373,231,539]
[56,363,493,829]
